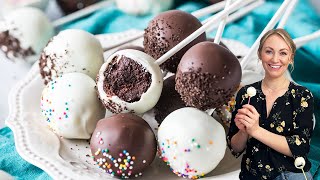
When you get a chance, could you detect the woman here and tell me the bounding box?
[227,29,314,180]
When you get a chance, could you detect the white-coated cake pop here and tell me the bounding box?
[39,29,104,85]
[158,107,226,179]
[247,86,257,97]
[96,49,163,114]
[116,0,173,15]
[0,7,54,62]
[41,73,105,139]
[294,157,306,169]
[0,0,49,14]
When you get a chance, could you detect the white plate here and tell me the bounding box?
[6,29,264,180]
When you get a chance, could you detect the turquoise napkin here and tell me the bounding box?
[1,0,319,179]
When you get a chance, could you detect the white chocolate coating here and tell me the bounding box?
[247,86,257,97]
[0,7,54,62]
[41,73,105,139]
[40,29,104,83]
[0,0,49,14]
[158,107,226,178]
[115,0,173,15]
[96,49,163,114]
[294,157,306,169]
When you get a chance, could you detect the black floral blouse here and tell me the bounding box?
[227,80,314,180]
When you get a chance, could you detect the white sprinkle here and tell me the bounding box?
[99,140,103,144]
[139,173,142,176]
[109,169,112,173]
[115,163,119,167]
[126,153,129,156]
[130,161,134,165]
[129,166,133,169]
[96,132,101,137]
[143,160,146,163]
[135,175,138,177]
[113,160,117,163]
[118,158,121,162]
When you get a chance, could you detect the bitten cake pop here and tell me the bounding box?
[41,73,105,139]
[39,29,104,85]
[0,7,54,62]
[158,107,226,179]
[116,0,173,16]
[90,113,157,178]
[154,75,186,125]
[144,10,206,73]
[176,41,241,110]
[56,0,100,14]
[96,49,163,114]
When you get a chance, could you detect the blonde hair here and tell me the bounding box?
[257,29,296,72]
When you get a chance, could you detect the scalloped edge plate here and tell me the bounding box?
[6,29,266,180]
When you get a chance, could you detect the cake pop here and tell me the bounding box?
[96,49,163,114]
[144,10,206,73]
[39,29,104,85]
[175,41,241,110]
[0,0,49,14]
[97,0,253,114]
[41,73,105,139]
[116,0,173,16]
[154,75,186,125]
[246,86,256,104]
[0,7,54,62]
[90,113,157,178]
[158,107,226,179]
[294,157,308,180]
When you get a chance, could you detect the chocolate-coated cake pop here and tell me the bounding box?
[96,49,163,114]
[144,10,206,73]
[90,113,157,178]
[207,38,229,50]
[176,41,241,110]
[154,75,186,125]
[56,0,100,14]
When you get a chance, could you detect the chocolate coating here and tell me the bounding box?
[117,45,144,52]
[207,38,229,50]
[0,30,35,60]
[90,113,157,178]
[143,10,206,73]
[56,0,100,14]
[176,41,241,110]
[154,75,186,125]
[208,0,224,4]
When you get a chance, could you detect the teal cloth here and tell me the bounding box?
[1,0,319,179]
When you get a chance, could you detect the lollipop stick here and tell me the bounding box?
[294,30,320,48]
[52,0,114,27]
[206,0,265,32]
[240,0,293,70]
[156,0,256,65]
[248,97,251,104]
[191,0,227,18]
[102,0,248,52]
[214,0,232,44]
[277,0,297,28]
[302,169,308,180]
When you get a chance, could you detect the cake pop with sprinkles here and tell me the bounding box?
[158,107,226,179]
[41,73,105,139]
[39,29,104,85]
[90,113,157,178]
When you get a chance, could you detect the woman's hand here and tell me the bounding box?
[236,104,260,136]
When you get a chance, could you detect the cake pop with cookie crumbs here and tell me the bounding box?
[175,41,241,110]
[143,10,206,73]
[39,29,104,85]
